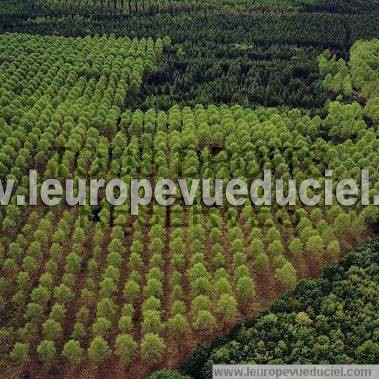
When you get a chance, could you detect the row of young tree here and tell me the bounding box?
[1,95,376,373]
[0,33,166,209]
[2,187,366,372]
[1,95,378,237]
[172,237,379,379]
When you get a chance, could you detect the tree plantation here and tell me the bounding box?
[177,237,379,379]
[0,1,378,378]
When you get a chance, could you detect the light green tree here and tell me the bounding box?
[88,336,111,366]
[63,339,84,365]
[37,340,56,365]
[140,333,166,364]
[114,333,137,364]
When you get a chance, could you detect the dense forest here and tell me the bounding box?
[1,0,379,17]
